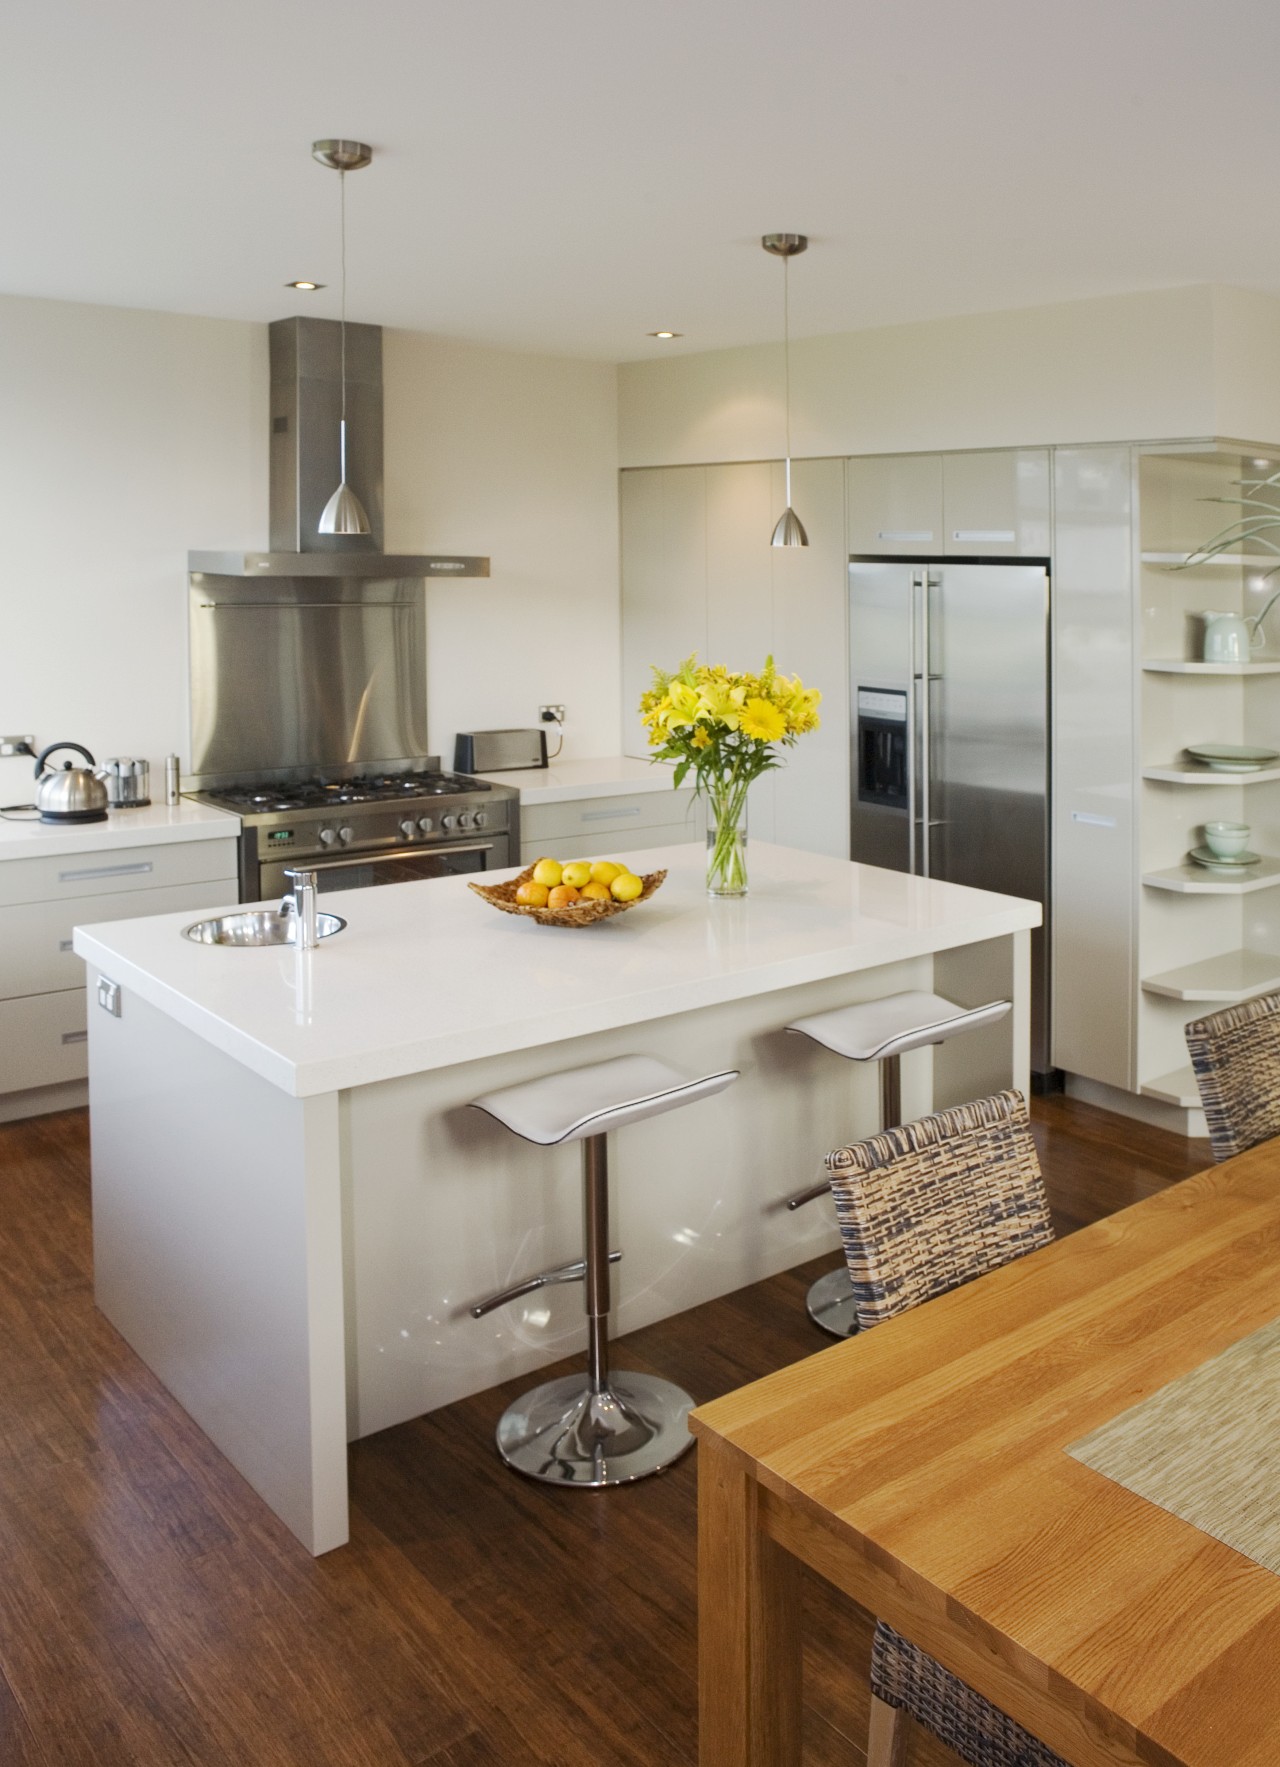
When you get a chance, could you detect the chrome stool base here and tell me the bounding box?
[805,1265,860,1339]
[495,1371,695,1487]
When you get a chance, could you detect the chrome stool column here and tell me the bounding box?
[782,991,1011,1338]
[469,1053,738,1487]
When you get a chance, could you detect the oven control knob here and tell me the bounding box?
[339,826,354,845]
[458,812,473,830]
[319,827,338,847]
[441,814,457,831]
[473,812,487,829]
[400,819,417,840]
[417,816,433,834]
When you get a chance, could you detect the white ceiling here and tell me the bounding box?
[5,0,1279,362]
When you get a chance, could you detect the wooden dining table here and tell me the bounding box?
[690,1139,1280,1766]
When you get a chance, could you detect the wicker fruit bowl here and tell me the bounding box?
[469,865,667,927]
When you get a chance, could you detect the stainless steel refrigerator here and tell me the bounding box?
[849,559,1051,1076]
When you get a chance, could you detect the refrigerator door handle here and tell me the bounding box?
[911,569,934,877]
[906,572,919,875]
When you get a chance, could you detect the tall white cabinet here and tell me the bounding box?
[620,458,849,859]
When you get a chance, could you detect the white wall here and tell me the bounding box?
[0,295,623,810]
[618,285,1229,467]
[383,331,620,763]
[0,293,266,804]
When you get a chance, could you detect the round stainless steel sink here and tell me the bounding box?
[182,910,348,947]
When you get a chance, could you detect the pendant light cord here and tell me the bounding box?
[339,168,348,429]
[783,252,792,466]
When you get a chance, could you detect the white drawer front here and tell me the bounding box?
[520,788,695,844]
[0,990,89,1092]
[0,879,233,1002]
[0,837,238,908]
[521,824,700,865]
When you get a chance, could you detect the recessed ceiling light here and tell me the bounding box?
[1254,458,1272,469]
[648,330,682,340]
[285,280,325,291]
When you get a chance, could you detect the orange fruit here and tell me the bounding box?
[547,884,580,909]
[580,881,612,902]
[516,880,550,907]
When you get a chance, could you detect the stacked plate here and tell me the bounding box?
[1188,846,1262,871]
[1186,743,1280,773]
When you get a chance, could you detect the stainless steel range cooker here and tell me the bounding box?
[194,768,520,902]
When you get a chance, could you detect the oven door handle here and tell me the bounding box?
[298,842,496,872]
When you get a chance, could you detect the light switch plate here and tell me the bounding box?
[0,734,35,756]
[96,976,121,1017]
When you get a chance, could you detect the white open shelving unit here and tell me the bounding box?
[1137,450,1280,1119]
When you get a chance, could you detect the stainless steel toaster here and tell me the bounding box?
[453,729,548,772]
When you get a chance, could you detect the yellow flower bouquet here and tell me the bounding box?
[640,656,821,896]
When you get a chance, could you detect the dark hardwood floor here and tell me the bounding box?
[0,1097,1209,1766]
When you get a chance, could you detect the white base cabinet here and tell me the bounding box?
[0,835,237,1115]
[518,787,699,863]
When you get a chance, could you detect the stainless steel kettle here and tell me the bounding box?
[33,742,110,824]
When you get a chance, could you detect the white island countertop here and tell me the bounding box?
[474,754,674,802]
[75,843,1040,1100]
[0,799,238,861]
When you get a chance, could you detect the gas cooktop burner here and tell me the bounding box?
[206,770,493,814]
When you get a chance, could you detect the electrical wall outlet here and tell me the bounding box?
[0,735,35,757]
[538,704,566,724]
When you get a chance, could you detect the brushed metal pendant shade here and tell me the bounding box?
[313,139,372,537]
[762,233,809,548]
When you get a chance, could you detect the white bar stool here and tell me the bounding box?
[783,990,1011,1338]
[469,1053,738,1487]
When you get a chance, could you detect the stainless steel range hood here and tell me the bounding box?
[187,316,488,580]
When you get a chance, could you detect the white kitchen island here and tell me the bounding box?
[75,842,1039,1554]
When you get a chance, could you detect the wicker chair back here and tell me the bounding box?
[824,1088,1054,1333]
[1185,992,1280,1163]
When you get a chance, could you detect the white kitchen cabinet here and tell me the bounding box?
[1050,446,1136,1091]
[619,456,849,859]
[0,832,237,1119]
[943,449,1051,556]
[847,449,1050,560]
[620,467,708,757]
[847,454,943,555]
[519,788,699,863]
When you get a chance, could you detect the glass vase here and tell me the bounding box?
[706,785,749,898]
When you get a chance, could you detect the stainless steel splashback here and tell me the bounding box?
[187,573,428,789]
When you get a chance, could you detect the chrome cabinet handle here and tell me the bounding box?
[57,861,154,883]
[581,806,641,822]
[61,1029,88,1045]
[58,938,74,952]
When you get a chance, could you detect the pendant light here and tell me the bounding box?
[762,233,809,548]
[312,138,373,536]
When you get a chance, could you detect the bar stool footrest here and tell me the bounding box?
[495,1371,695,1486]
[470,1250,622,1319]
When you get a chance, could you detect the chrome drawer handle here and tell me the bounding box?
[61,1030,88,1045]
[581,807,641,821]
[58,938,74,952]
[57,861,154,883]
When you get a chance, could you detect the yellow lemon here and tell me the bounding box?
[531,858,562,888]
[580,881,612,902]
[560,861,592,889]
[547,884,580,909]
[610,872,644,903]
[515,880,550,907]
[589,860,622,886]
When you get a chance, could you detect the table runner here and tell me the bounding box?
[1067,1315,1280,1574]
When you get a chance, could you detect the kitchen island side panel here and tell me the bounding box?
[341,942,1033,1440]
[86,976,347,1554]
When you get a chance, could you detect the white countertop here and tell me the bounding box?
[476,755,676,802]
[0,799,239,860]
[74,843,1040,1099]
